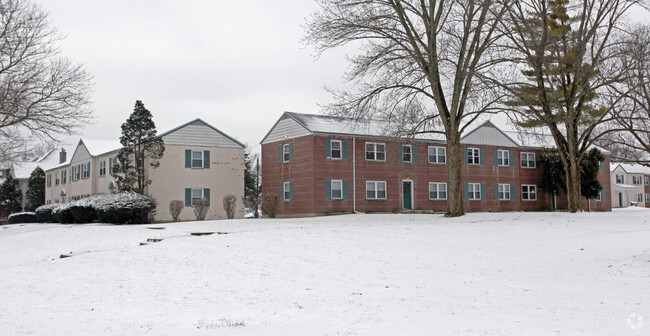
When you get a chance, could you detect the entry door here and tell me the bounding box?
[403,181,413,210]
[618,192,623,207]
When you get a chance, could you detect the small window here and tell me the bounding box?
[521,152,536,168]
[593,190,602,201]
[55,172,60,186]
[99,160,106,176]
[61,170,67,184]
[467,148,480,165]
[283,182,291,201]
[402,145,412,163]
[615,175,624,184]
[331,140,342,159]
[497,184,511,200]
[282,144,292,163]
[645,177,650,185]
[73,165,80,181]
[638,194,643,202]
[46,174,52,187]
[522,184,537,201]
[468,183,481,200]
[191,188,204,206]
[331,180,343,199]
[365,143,386,161]
[428,146,446,164]
[429,182,447,200]
[192,150,204,168]
[366,181,387,199]
[646,193,650,202]
[497,150,510,166]
[81,162,90,179]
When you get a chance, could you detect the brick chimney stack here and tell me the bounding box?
[59,148,67,164]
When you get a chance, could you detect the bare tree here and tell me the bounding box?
[193,198,210,221]
[497,0,639,212]
[0,0,93,144]
[305,0,510,216]
[169,200,183,222]
[222,194,236,219]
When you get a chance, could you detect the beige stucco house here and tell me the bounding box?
[44,118,246,221]
[610,163,650,208]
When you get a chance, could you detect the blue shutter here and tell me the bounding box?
[510,184,515,200]
[279,144,283,163]
[203,151,210,168]
[599,161,604,172]
[494,149,499,166]
[185,150,191,168]
[509,150,515,167]
[398,145,403,162]
[325,179,332,199]
[494,183,499,200]
[325,140,331,158]
[463,147,468,165]
[481,183,486,200]
[185,188,191,206]
[464,182,469,200]
[343,180,349,200]
[288,143,293,162]
[289,182,294,200]
[480,149,485,166]
[342,140,349,160]
[412,144,418,163]
[279,182,284,201]
[601,187,606,201]
[204,188,210,203]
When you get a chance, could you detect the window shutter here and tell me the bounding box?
[279,144,283,163]
[601,187,606,201]
[342,140,349,160]
[185,150,191,168]
[494,184,499,200]
[480,149,485,166]
[279,183,284,201]
[325,140,331,158]
[288,143,293,162]
[464,182,469,200]
[203,151,210,168]
[599,161,604,172]
[509,150,515,167]
[493,149,499,166]
[185,188,191,206]
[343,180,349,200]
[204,188,210,203]
[397,145,403,162]
[463,147,468,165]
[481,183,486,200]
[289,182,294,200]
[412,144,418,163]
[325,179,332,199]
[510,184,515,200]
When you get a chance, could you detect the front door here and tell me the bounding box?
[618,192,623,207]
[403,181,413,210]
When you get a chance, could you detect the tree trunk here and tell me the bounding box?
[565,157,582,213]
[447,133,464,217]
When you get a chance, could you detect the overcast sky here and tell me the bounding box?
[34,0,350,152]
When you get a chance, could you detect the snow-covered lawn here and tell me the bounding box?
[1,209,649,335]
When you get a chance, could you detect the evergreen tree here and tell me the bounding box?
[244,150,258,197]
[25,167,45,211]
[580,148,604,200]
[113,100,165,194]
[0,175,23,217]
[538,148,604,204]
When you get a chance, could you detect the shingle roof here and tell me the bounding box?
[612,163,650,175]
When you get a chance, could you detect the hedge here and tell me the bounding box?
[8,212,37,224]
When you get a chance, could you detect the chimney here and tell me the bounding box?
[59,148,67,164]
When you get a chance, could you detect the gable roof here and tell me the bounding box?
[11,161,40,179]
[611,163,650,175]
[159,118,244,148]
[460,120,520,147]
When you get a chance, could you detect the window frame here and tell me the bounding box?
[616,175,624,184]
[330,140,342,160]
[521,152,536,168]
[467,148,480,165]
[99,160,106,176]
[638,193,643,203]
[521,184,537,201]
[646,193,650,202]
[81,162,90,179]
[468,182,481,200]
[283,181,291,201]
[55,172,60,186]
[282,144,291,163]
[46,174,52,187]
[645,177,650,185]
[428,182,447,200]
[497,149,510,167]
[330,179,343,199]
[366,181,387,200]
[593,190,602,201]
[61,170,67,184]
[428,146,446,164]
[365,142,386,162]
[402,144,412,163]
[191,188,204,206]
[191,150,204,168]
[497,183,511,200]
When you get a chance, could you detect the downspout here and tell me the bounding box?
[353,136,357,213]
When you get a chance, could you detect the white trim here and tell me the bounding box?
[521,184,537,201]
[467,148,480,165]
[331,179,343,200]
[520,152,536,168]
[366,181,387,199]
[365,142,386,162]
[468,182,481,200]
[428,182,447,200]
[427,146,446,164]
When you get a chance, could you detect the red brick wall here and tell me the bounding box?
[262,135,612,216]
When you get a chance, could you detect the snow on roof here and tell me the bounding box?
[614,183,638,190]
[612,163,650,175]
[37,147,74,169]
[11,161,41,179]
[81,139,122,156]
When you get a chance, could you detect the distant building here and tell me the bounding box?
[44,118,246,221]
[610,163,650,208]
[260,112,611,217]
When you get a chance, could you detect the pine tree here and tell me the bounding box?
[538,148,604,205]
[25,167,45,211]
[244,151,258,197]
[0,175,23,217]
[113,100,165,194]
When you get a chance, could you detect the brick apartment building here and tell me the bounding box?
[260,112,612,217]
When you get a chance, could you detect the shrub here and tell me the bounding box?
[94,192,157,224]
[35,204,60,223]
[8,212,37,224]
[169,200,184,222]
[193,198,210,221]
[69,205,97,223]
[261,192,278,218]
[242,195,260,218]
[222,194,236,219]
[52,204,75,223]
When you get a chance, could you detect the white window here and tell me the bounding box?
[616,175,624,184]
[428,182,447,200]
[522,184,537,201]
[331,140,342,159]
[46,174,51,187]
[81,163,90,179]
[331,180,343,199]
[467,148,480,165]
[99,160,106,176]
[594,190,602,201]
[283,182,291,201]
[638,194,643,202]
[365,143,386,161]
[645,177,650,185]
[61,170,67,184]
[72,165,80,181]
[192,150,204,168]
[402,145,412,162]
[498,184,511,200]
[282,144,292,163]
[468,183,481,200]
[428,146,446,164]
[191,188,204,206]
[521,152,536,168]
[366,181,387,199]
[633,176,642,185]
[497,150,510,166]
[55,172,60,186]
